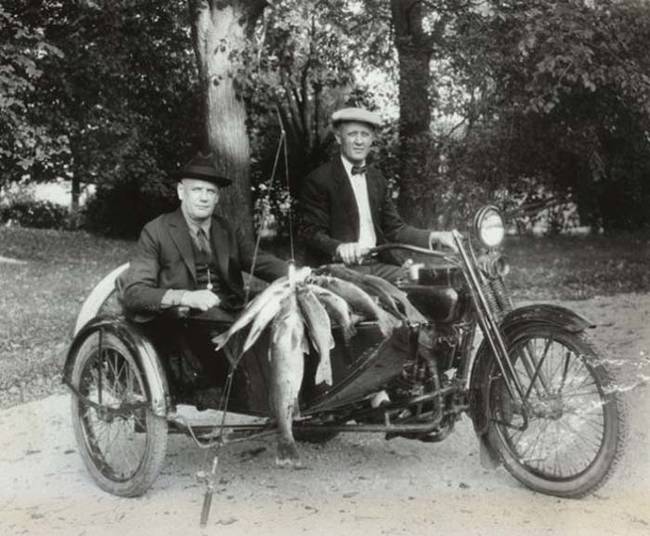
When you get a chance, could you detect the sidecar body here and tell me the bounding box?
[64,264,421,496]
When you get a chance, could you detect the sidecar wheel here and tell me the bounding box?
[69,331,168,497]
[480,327,627,498]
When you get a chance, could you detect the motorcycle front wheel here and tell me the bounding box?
[479,326,626,498]
[69,331,168,497]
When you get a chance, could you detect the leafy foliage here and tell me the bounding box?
[2,0,200,235]
[241,1,374,177]
[2,0,650,236]
[429,0,650,231]
[0,6,67,177]
[0,199,70,229]
[235,0,394,236]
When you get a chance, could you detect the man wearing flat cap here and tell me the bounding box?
[298,106,455,280]
[120,152,287,320]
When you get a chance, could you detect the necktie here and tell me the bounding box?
[351,165,367,176]
[196,227,211,254]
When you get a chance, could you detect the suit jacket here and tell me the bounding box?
[119,208,288,315]
[298,158,430,266]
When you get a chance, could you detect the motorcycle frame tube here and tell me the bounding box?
[63,315,170,418]
[452,231,527,404]
[169,384,459,438]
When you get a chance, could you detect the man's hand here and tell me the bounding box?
[181,289,221,311]
[335,242,370,265]
[428,231,458,252]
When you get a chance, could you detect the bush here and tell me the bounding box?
[0,200,70,229]
[81,176,177,238]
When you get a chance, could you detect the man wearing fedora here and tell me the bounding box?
[120,152,287,320]
[118,153,289,405]
[298,107,456,281]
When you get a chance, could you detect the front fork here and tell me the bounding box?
[453,231,529,430]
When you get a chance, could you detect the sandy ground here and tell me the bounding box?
[1,293,649,536]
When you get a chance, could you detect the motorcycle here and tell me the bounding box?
[63,206,626,499]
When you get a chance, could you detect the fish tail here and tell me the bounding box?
[212,331,229,350]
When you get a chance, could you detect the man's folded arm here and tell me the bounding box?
[119,225,168,312]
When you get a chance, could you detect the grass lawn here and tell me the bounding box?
[506,233,650,300]
[1,225,649,391]
[0,227,137,390]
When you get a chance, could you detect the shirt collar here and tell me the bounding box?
[181,207,212,237]
[340,155,366,178]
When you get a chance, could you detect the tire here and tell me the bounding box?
[69,331,168,497]
[477,326,627,498]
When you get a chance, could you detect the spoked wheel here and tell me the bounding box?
[69,331,168,497]
[482,326,626,498]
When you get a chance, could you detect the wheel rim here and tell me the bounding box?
[491,333,607,482]
[76,343,150,482]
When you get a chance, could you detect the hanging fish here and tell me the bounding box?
[240,288,290,353]
[316,264,404,319]
[212,278,291,350]
[268,293,305,466]
[311,275,399,337]
[212,267,312,350]
[308,284,356,341]
[297,286,334,385]
[355,272,428,324]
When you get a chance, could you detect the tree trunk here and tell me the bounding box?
[188,0,265,244]
[68,132,82,227]
[391,0,437,226]
[70,175,80,214]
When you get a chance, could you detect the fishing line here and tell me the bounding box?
[198,116,291,525]
[280,116,296,262]
[245,120,287,302]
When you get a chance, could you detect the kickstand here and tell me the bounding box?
[197,455,219,527]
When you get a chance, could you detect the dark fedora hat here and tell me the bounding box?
[176,152,232,186]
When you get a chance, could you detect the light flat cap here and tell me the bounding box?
[331,107,381,128]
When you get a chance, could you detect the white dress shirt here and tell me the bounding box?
[341,156,377,248]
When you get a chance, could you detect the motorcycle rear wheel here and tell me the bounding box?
[69,331,168,497]
[481,326,626,498]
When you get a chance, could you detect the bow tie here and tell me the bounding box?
[351,165,367,176]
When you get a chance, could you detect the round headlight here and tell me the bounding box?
[474,206,505,248]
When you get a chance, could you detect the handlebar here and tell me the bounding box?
[333,242,460,266]
[366,243,454,259]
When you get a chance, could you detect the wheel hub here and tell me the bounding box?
[529,395,564,420]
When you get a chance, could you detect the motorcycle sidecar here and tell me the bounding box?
[63,265,418,497]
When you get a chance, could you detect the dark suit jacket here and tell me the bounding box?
[119,208,287,316]
[298,158,430,266]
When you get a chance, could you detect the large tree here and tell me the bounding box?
[189,0,387,241]
[188,0,268,243]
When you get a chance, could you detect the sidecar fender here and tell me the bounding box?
[63,315,170,418]
[73,263,129,336]
[467,304,594,451]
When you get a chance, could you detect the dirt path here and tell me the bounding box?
[1,293,649,536]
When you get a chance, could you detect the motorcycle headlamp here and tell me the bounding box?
[474,206,505,248]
